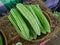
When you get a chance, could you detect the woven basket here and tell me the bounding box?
[0,0,55,45]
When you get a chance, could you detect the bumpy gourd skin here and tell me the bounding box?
[10,8,30,40]
[16,3,41,35]
[31,5,50,33]
[0,34,3,45]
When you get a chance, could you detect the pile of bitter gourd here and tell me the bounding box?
[8,3,50,40]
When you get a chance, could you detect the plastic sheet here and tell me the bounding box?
[45,0,59,9]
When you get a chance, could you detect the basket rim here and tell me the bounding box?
[0,30,8,45]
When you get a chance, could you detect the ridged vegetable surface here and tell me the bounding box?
[16,3,41,35]
[25,5,46,34]
[31,5,50,32]
[8,3,50,40]
[10,8,30,40]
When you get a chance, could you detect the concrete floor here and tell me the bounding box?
[46,32,60,45]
